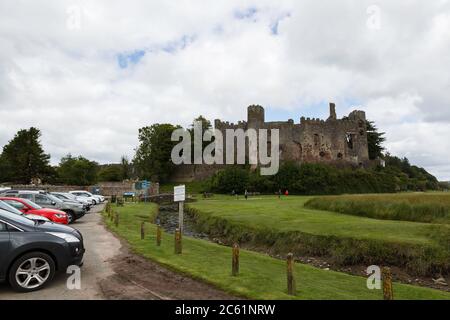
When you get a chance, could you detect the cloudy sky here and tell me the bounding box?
[1,1,449,180]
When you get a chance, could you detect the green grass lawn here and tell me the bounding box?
[105,202,450,300]
[187,195,450,275]
[189,195,448,245]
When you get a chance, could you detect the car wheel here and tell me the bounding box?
[8,252,56,292]
[65,211,75,224]
[92,199,97,205]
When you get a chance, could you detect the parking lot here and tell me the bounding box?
[0,203,120,299]
[0,201,235,300]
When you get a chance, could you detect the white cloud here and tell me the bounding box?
[0,0,449,179]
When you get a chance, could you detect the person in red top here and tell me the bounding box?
[284,190,289,196]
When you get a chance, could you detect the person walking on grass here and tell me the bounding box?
[285,189,289,196]
[244,189,248,200]
[278,189,282,199]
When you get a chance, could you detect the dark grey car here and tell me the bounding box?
[0,208,84,292]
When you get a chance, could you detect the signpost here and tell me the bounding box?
[174,185,186,233]
[140,180,150,202]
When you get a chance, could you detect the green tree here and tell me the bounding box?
[120,155,131,180]
[133,123,181,182]
[189,115,212,162]
[209,166,249,193]
[97,165,123,182]
[0,127,52,183]
[0,155,8,182]
[366,120,386,160]
[57,154,98,185]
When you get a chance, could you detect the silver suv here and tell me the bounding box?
[5,191,86,224]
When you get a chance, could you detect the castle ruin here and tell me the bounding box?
[171,103,370,181]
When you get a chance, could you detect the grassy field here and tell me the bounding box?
[188,195,450,275]
[305,193,450,224]
[105,203,450,300]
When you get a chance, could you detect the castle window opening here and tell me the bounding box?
[319,151,326,158]
[314,134,320,147]
[337,152,343,159]
[346,133,354,149]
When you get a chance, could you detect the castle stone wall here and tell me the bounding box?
[171,103,370,181]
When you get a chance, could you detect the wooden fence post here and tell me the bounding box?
[154,204,160,223]
[174,228,182,254]
[232,243,240,276]
[382,267,394,300]
[287,253,296,296]
[156,224,162,246]
[140,222,145,240]
[114,212,119,227]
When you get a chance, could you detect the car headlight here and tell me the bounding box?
[54,213,67,219]
[47,232,80,243]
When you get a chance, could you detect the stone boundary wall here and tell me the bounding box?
[6,181,159,197]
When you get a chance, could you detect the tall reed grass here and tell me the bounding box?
[305,194,450,224]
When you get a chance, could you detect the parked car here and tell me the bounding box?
[0,200,50,223]
[50,192,91,211]
[0,197,69,224]
[0,207,84,292]
[0,191,84,223]
[69,191,104,205]
[0,189,16,196]
[0,187,11,194]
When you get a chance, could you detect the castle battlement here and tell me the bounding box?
[215,102,369,167]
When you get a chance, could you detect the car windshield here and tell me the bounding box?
[53,193,68,200]
[0,208,35,226]
[64,193,77,200]
[0,200,24,215]
[20,199,42,210]
[76,192,91,197]
[47,194,63,203]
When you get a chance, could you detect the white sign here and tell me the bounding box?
[174,185,186,202]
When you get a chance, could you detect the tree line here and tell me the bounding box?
[204,158,440,195]
[0,128,131,185]
[0,118,444,193]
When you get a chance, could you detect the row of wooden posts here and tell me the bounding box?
[105,202,394,300]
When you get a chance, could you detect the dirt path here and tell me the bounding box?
[0,204,236,300]
[99,250,236,300]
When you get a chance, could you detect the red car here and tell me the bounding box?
[0,197,69,224]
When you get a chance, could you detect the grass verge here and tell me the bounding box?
[104,202,450,300]
[188,195,450,276]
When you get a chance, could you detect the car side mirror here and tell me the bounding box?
[51,201,56,205]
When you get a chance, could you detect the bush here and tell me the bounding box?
[206,162,398,195]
